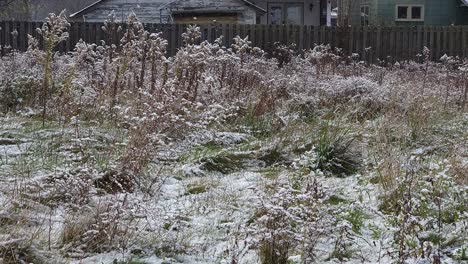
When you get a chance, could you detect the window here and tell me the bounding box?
[411,6,422,19]
[360,5,369,26]
[397,6,408,19]
[268,3,304,25]
[395,5,424,21]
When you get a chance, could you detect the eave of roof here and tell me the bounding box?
[240,0,266,13]
[69,0,105,18]
[171,9,243,14]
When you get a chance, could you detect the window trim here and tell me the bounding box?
[395,5,424,22]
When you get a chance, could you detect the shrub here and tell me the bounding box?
[61,197,139,253]
[0,237,50,264]
[315,123,361,176]
[379,160,468,263]
[270,42,296,68]
[34,11,70,123]
[251,180,323,264]
[0,76,40,112]
[29,167,97,206]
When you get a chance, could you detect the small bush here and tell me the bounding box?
[381,160,468,263]
[238,109,277,138]
[0,76,40,112]
[251,182,323,264]
[258,238,290,264]
[259,147,285,167]
[94,169,135,194]
[61,197,136,253]
[0,238,50,264]
[270,42,296,68]
[315,123,361,176]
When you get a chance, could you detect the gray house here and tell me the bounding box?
[0,0,96,21]
[70,0,335,25]
[338,0,468,26]
[70,0,265,24]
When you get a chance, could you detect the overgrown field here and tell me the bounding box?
[0,12,467,264]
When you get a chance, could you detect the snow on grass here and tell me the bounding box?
[0,14,467,263]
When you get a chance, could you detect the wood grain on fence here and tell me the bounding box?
[1,21,468,62]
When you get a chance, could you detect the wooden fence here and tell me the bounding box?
[1,20,468,62]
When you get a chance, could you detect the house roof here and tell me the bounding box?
[69,0,265,19]
[239,0,265,13]
[70,0,105,18]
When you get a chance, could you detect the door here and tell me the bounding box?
[285,4,303,24]
[269,3,283,24]
[268,2,304,25]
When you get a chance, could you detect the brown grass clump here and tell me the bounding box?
[449,156,468,185]
[0,237,51,264]
[60,198,133,253]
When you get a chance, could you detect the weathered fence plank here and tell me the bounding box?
[1,21,468,62]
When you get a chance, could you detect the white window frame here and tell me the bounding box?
[395,5,424,22]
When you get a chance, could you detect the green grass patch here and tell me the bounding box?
[186,184,209,195]
[325,195,349,205]
[257,167,281,180]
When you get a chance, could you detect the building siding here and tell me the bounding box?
[378,0,455,25]
[339,0,468,26]
[254,0,321,25]
[338,0,377,26]
[73,0,258,24]
[456,0,468,24]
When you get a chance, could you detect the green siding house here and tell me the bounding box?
[338,0,468,26]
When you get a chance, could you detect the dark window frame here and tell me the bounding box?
[360,5,369,26]
[395,5,424,21]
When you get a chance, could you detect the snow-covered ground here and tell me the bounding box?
[0,111,466,263]
[0,12,467,264]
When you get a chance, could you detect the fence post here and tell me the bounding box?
[463,26,468,57]
[348,26,354,56]
[416,26,422,57]
[449,26,455,56]
[396,26,402,61]
[0,21,4,55]
[266,24,271,51]
[405,26,410,60]
[172,24,177,55]
[254,24,261,49]
[375,26,381,61]
[4,21,10,52]
[437,26,443,60]
[304,25,311,50]
[362,26,368,62]
[277,24,282,44]
[406,27,411,60]
[17,21,25,51]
